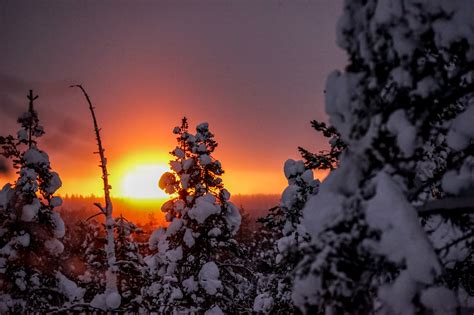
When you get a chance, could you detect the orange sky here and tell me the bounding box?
[0,1,344,198]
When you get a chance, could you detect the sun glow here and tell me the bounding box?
[120,164,170,199]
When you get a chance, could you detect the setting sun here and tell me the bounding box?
[120,164,170,199]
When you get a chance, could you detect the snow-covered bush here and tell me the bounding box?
[293,0,474,313]
[0,91,80,312]
[144,118,248,313]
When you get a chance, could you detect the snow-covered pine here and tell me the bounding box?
[298,120,346,171]
[293,0,474,313]
[144,117,248,314]
[0,90,81,312]
[114,214,148,311]
[72,85,121,310]
[253,160,319,314]
[65,219,107,303]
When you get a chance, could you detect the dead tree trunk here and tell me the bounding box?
[72,85,121,309]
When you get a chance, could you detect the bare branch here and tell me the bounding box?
[85,212,103,222]
[436,231,474,255]
[93,202,105,214]
[417,196,474,215]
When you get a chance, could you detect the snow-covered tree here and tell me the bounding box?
[298,120,346,170]
[293,1,474,313]
[0,90,83,312]
[144,117,246,314]
[253,160,319,314]
[114,214,147,310]
[64,219,107,303]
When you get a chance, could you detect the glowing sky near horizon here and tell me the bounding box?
[0,0,345,196]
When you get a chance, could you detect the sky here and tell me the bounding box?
[0,0,346,197]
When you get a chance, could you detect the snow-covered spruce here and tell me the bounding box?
[0,91,80,312]
[144,118,249,313]
[114,214,148,310]
[293,1,474,313]
[253,160,319,314]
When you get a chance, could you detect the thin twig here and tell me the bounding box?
[85,212,103,222]
[436,231,474,254]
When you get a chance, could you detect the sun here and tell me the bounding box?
[120,164,170,199]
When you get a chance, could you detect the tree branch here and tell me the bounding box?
[416,196,474,215]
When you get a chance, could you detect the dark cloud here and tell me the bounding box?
[0,73,90,154]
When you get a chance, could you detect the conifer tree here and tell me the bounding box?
[144,117,245,314]
[298,120,346,170]
[114,214,147,310]
[65,219,107,303]
[253,160,319,314]
[0,91,83,312]
[293,1,474,313]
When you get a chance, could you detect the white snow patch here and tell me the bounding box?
[17,234,30,247]
[366,172,441,284]
[44,238,64,255]
[204,305,224,315]
[199,154,212,165]
[224,202,241,234]
[281,184,299,210]
[442,159,474,195]
[50,196,63,207]
[56,272,85,301]
[52,212,65,238]
[182,276,198,293]
[253,293,273,314]
[173,147,185,159]
[208,227,221,237]
[182,158,194,171]
[105,292,121,309]
[199,261,221,295]
[46,172,62,194]
[447,101,474,150]
[188,194,220,224]
[284,159,305,181]
[165,246,183,262]
[23,148,49,165]
[378,271,417,314]
[0,184,12,209]
[166,218,183,236]
[420,286,459,315]
[170,161,182,173]
[387,109,417,157]
[90,293,107,310]
[21,198,41,222]
[183,228,195,247]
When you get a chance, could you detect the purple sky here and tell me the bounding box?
[0,0,346,195]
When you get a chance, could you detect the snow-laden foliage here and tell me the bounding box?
[298,120,346,170]
[60,214,148,312]
[0,91,79,312]
[144,118,249,313]
[254,160,319,313]
[114,214,148,310]
[63,219,107,302]
[293,0,474,313]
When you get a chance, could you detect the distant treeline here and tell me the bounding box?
[58,194,280,226]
